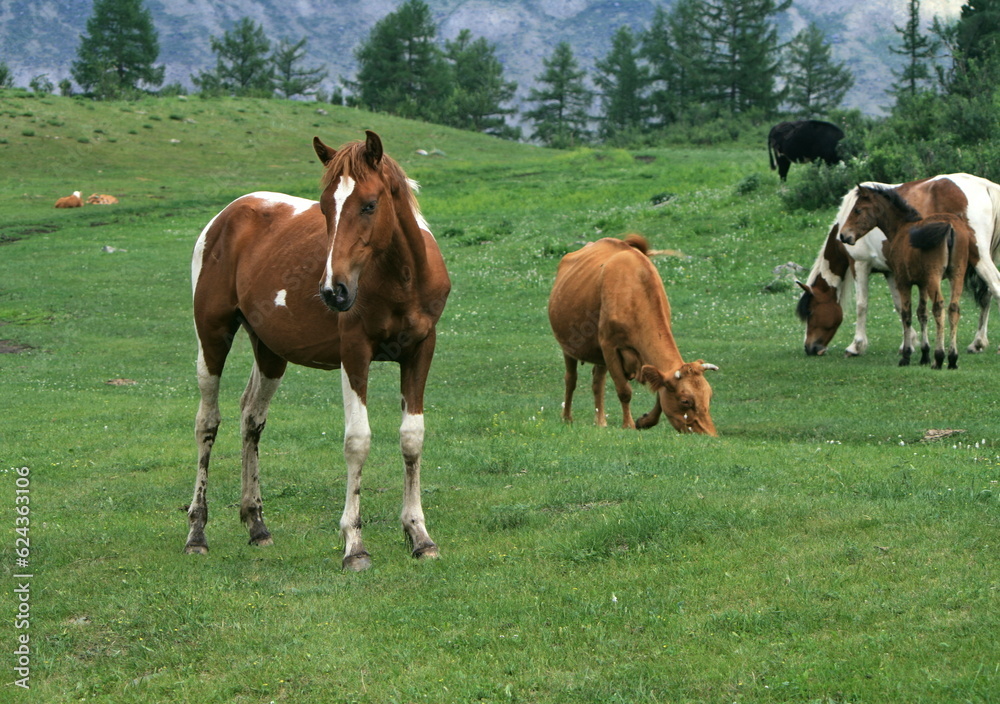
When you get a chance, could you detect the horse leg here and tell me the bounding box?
[916,291,932,366]
[898,287,914,366]
[846,261,871,356]
[948,267,966,369]
[186,314,239,554]
[930,285,946,369]
[185,347,223,554]
[777,156,791,182]
[339,364,372,571]
[399,336,439,561]
[560,354,578,423]
[238,352,285,546]
[968,299,990,353]
[591,364,608,427]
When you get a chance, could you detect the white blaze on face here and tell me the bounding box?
[324,175,357,290]
[274,289,287,307]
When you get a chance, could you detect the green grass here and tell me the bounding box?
[1,92,999,702]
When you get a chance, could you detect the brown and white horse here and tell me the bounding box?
[797,174,1000,356]
[840,185,978,368]
[186,131,450,571]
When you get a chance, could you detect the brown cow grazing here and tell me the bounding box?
[54,191,83,208]
[87,193,119,205]
[548,234,719,435]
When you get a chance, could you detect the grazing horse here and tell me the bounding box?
[186,131,451,571]
[840,185,978,368]
[548,234,718,435]
[797,174,1000,356]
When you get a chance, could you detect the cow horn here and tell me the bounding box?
[701,363,719,372]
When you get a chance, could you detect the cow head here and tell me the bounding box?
[640,361,718,436]
[797,280,843,356]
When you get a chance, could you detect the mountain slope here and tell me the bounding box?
[0,0,963,114]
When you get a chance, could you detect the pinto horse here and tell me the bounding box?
[186,131,450,571]
[797,174,1000,356]
[840,185,978,368]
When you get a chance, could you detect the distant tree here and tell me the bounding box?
[71,0,164,98]
[0,62,14,89]
[442,30,519,137]
[782,23,854,117]
[641,0,708,125]
[594,26,650,141]
[29,74,54,95]
[696,0,792,114]
[272,37,328,99]
[59,78,74,96]
[956,0,1000,62]
[351,0,450,122]
[890,0,940,98]
[525,42,594,148]
[194,18,274,98]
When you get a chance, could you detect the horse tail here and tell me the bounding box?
[967,267,991,310]
[623,233,650,256]
[909,221,953,251]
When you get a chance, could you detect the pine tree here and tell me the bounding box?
[956,0,1000,62]
[890,0,940,98]
[594,26,650,141]
[696,0,791,114]
[193,19,274,98]
[71,0,164,98]
[524,42,594,148]
[443,30,519,137]
[272,37,328,99]
[351,0,450,123]
[641,0,709,125]
[782,23,854,117]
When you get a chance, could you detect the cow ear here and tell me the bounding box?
[639,365,667,391]
[313,136,335,165]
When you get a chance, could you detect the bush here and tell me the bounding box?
[780,159,868,210]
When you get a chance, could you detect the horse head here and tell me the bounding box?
[640,361,718,436]
[797,279,843,355]
[313,131,421,312]
[838,185,881,246]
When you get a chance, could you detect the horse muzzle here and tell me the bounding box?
[804,341,827,356]
[320,282,355,312]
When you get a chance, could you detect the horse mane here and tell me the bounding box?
[320,139,423,223]
[861,184,922,223]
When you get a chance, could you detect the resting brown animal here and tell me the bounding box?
[54,191,83,208]
[548,234,719,435]
[87,193,118,205]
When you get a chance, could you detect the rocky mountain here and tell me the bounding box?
[0,0,964,114]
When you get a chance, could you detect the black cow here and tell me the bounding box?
[768,119,845,181]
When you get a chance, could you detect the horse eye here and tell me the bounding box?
[362,200,377,215]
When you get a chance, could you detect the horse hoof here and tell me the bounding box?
[184,544,209,555]
[342,552,372,572]
[250,536,274,547]
[412,543,440,560]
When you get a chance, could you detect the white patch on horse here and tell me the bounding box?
[191,212,220,298]
[274,289,287,308]
[324,176,356,289]
[249,191,317,216]
[340,367,371,561]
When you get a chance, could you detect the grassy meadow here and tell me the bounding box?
[1,91,998,703]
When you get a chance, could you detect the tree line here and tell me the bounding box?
[2,0,999,167]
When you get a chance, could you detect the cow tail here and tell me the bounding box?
[623,233,650,255]
[768,137,776,171]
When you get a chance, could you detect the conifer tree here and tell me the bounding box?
[696,0,791,114]
[351,0,450,123]
[524,42,594,148]
[641,1,708,126]
[782,23,854,116]
[71,0,164,98]
[272,37,328,99]
[443,30,519,137]
[890,0,940,98]
[594,26,650,140]
[193,19,274,98]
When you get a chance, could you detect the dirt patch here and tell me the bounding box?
[0,223,59,246]
[0,339,34,354]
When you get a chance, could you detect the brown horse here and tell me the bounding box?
[840,185,978,368]
[186,131,450,571]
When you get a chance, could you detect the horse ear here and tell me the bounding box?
[364,130,384,169]
[796,279,812,294]
[313,136,335,165]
